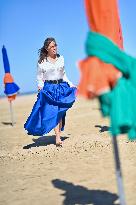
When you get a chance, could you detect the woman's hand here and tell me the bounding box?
[38,87,42,92]
[71,85,77,88]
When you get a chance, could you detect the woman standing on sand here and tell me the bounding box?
[24,37,77,146]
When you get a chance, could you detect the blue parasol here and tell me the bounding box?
[2,45,20,125]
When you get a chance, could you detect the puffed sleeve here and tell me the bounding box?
[63,72,75,87]
[37,63,44,88]
[61,56,75,87]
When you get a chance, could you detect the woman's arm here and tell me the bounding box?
[61,56,75,87]
[63,71,75,87]
[37,63,44,90]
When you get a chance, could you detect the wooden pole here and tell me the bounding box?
[9,101,14,126]
[112,136,126,205]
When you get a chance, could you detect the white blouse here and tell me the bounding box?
[37,55,74,88]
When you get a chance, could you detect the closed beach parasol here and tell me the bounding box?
[77,0,136,204]
[2,45,20,126]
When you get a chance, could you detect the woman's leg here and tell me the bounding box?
[59,119,62,132]
[54,120,62,146]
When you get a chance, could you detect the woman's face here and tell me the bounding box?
[47,41,57,56]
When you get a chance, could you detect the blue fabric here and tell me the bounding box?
[4,82,20,95]
[2,46,10,73]
[24,81,77,136]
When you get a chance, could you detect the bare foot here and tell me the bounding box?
[56,137,63,147]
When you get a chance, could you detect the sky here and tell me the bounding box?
[0,0,136,96]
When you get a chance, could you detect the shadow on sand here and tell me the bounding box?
[23,135,68,149]
[95,125,109,133]
[1,121,15,126]
[52,179,119,205]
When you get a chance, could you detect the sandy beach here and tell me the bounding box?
[0,94,136,205]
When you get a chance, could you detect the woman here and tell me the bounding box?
[24,37,76,146]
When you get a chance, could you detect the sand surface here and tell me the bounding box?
[0,94,136,205]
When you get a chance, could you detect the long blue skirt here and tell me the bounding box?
[24,81,77,136]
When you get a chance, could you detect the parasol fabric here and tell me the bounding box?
[78,0,123,98]
[86,31,136,140]
[2,46,20,101]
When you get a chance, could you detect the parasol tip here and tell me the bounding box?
[2,45,6,52]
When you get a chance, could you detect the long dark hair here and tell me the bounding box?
[38,37,59,64]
